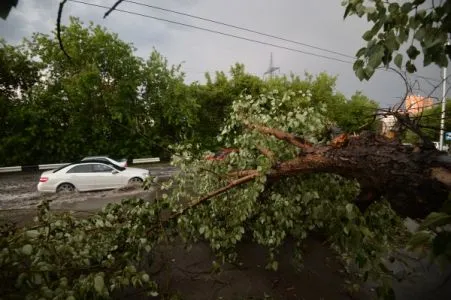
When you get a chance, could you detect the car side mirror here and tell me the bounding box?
[112,170,119,174]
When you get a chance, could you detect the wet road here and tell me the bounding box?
[0,163,178,210]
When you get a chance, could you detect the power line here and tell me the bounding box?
[122,1,444,84]
[68,0,355,64]
[68,0,442,83]
[123,0,356,60]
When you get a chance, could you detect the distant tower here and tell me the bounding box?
[263,52,279,79]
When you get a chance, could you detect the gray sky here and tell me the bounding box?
[0,0,447,107]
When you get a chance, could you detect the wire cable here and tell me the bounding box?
[67,0,355,64]
[122,1,444,84]
[123,0,356,60]
[68,0,443,83]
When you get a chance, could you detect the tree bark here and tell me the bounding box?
[215,126,451,219]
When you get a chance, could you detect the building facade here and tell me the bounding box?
[405,94,434,115]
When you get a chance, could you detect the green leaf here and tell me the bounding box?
[25,230,40,239]
[343,4,353,19]
[364,66,375,78]
[401,3,413,13]
[94,275,105,293]
[362,30,375,41]
[141,273,150,282]
[406,60,417,73]
[385,32,399,51]
[394,54,403,68]
[414,28,426,41]
[408,230,432,248]
[353,59,364,71]
[398,28,409,43]
[356,68,366,81]
[407,45,420,60]
[368,51,383,68]
[419,212,451,229]
[21,244,33,255]
[355,47,366,57]
[356,3,365,17]
[388,3,399,13]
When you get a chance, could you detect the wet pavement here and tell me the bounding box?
[0,163,178,210]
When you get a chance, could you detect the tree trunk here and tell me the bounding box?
[217,127,451,219]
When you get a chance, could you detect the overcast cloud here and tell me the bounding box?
[0,0,447,107]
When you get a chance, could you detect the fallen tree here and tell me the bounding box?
[217,124,450,219]
[2,85,450,300]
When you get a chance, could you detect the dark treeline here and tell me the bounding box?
[0,18,379,166]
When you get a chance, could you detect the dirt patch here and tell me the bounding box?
[118,238,372,300]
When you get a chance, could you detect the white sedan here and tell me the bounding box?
[37,161,150,193]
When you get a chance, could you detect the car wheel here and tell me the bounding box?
[128,177,143,185]
[56,183,75,193]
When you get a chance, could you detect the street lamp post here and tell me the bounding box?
[439,41,450,151]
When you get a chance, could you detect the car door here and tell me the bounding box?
[92,163,124,189]
[65,164,97,191]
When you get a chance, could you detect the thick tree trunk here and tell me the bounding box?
[220,127,451,219]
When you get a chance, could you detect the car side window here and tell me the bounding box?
[67,164,93,173]
[92,164,113,173]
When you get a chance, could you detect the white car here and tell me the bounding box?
[37,160,149,193]
[433,142,449,152]
[82,156,128,168]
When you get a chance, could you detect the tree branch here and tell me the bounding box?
[104,0,125,18]
[57,0,71,59]
[256,145,275,161]
[195,173,259,204]
[244,122,313,151]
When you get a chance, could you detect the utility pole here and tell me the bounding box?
[263,52,279,79]
[439,40,450,151]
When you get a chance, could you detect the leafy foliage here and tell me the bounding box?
[167,88,404,296]
[0,19,199,165]
[1,86,404,299]
[0,20,377,166]
[343,0,451,80]
[0,198,162,299]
